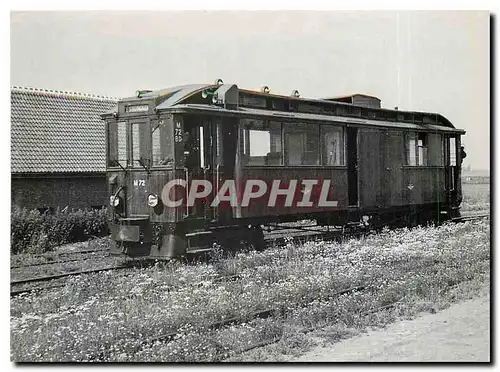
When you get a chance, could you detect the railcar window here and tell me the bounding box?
[417,133,428,166]
[117,123,128,166]
[427,133,444,166]
[408,134,417,165]
[152,120,174,167]
[322,126,345,166]
[107,121,128,167]
[242,119,282,166]
[449,137,457,166]
[284,123,320,166]
[131,123,150,168]
[405,132,428,166]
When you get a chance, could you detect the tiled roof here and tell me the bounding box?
[11,87,117,173]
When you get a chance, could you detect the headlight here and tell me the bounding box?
[109,195,120,207]
[147,194,159,207]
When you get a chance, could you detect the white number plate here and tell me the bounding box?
[133,179,146,187]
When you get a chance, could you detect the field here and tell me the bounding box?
[461,183,490,212]
[10,182,490,362]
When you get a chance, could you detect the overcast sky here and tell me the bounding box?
[10,10,489,170]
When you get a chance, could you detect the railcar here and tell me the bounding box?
[101,80,465,259]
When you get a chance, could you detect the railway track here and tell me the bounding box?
[84,279,398,361]
[11,247,109,268]
[261,211,489,246]
[10,265,127,297]
[29,246,108,260]
[11,265,126,286]
[96,281,402,360]
[11,211,488,297]
[13,215,488,359]
[451,212,489,223]
[86,283,366,362]
[10,283,66,297]
[13,212,485,270]
[225,297,405,360]
[11,251,109,269]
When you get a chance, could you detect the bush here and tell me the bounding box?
[10,207,109,254]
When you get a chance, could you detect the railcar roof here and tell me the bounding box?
[106,83,463,134]
[121,84,210,101]
[166,103,465,134]
[322,93,381,101]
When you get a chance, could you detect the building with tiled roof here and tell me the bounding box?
[11,87,117,210]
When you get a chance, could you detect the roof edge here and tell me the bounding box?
[11,86,118,101]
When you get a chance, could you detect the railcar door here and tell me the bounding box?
[213,116,239,222]
[182,116,214,220]
[346,127,359,207]
[357,128,384,208]
[444,135,461,212]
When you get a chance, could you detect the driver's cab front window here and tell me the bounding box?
[107,121,128,168]
[131,122,151,169]
[107,119,176,169]
[152,119,174,167]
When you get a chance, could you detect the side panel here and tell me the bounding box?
[127,170,150,216]
[237,167,348,218]
[384,131,405,206]
[358,128,383,208]
[148,170,184,223]
[401,168,446,206]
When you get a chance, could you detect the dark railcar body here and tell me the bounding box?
[102,82,465,259]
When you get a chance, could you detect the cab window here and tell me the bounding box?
[107,121,128,167]
[131,122,150,168]
[152,119,174,167]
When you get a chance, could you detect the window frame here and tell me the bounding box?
[424,132,446,167]
[240,118,347,168]
[241,118,284,166]
[283,122,321,166]
[131,120,151,169]
[405,131,430,167]
[151,118,175,168]
[449,136,457,166]
[321,124,346,166]
[417,132,428,166]
[106,120,130,169]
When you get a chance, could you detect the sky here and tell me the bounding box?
[10,10,490,170]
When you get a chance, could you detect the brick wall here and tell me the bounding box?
[11,173,107,211]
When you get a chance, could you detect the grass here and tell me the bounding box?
[233,276,490,362]
[10,237,110,268]
[10,180,490,362]
[10,219,490,362]
[10,238,118,284]
[461,183,490,212]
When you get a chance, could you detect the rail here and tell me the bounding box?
[10,265,127,287]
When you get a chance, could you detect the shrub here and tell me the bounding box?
[10,207,109,254]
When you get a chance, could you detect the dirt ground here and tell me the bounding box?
[290,292,490,362]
